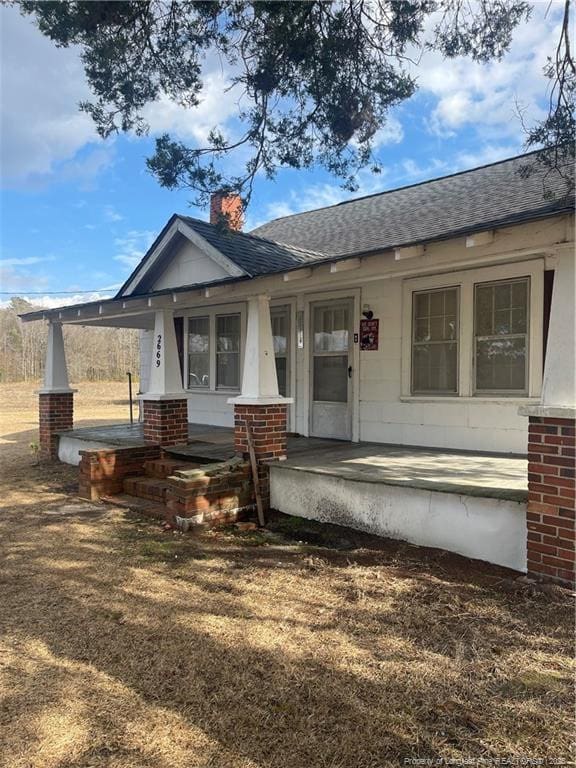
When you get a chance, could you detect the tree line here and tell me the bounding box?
[0,298,140,383]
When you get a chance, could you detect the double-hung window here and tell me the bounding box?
[474,278,529,394]
[186,309,243,391]
[405,264,540,398]
[412,287,459,394]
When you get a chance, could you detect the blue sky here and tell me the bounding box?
[0,2,565,307]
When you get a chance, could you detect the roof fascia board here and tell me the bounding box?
[121,217,246,298]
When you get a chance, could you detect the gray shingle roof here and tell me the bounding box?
[179,216,323,276]
[250,152,574,258]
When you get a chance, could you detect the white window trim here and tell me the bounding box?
[401,259,544,399]
[271,296,297,432]
[184,302,246,394]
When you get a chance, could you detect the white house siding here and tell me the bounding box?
[270,465,527,573]
[358,278,531,453]
[153,239,230,291]
[186,393,235,427]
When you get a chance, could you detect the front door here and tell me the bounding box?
[310,299,353,440]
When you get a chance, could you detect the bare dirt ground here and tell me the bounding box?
[0,382,574,768]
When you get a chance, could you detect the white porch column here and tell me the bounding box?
[231,294,293,405]
[145,309,186,399]
[38,322,75,460]
[139,310,188,445]
[540,250,575,410]
[229,296,293,490]
[41,321,73,393]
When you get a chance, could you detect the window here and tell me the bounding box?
[412,287,458,394]
[271,306,290,397]
[186,307,243,392]
[402,262,543,400]
[188,316,210,388]
[216,314,241,389]
[474,278,529,393]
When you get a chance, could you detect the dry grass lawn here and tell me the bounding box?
[0,382,574,768]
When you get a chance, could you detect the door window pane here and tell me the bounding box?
[188,317,210,388]
[412,288,459,393]
[314,307,349,352]
[474,278,529,393]
[216,314,240,389]
[313,356,348,402]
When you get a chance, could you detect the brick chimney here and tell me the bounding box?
[210,192,243,231]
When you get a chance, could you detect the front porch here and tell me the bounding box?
[59,422,528,501]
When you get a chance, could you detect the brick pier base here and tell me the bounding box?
[233,403,288,510]
[142,399,188,445]
[39,391,73,460]
[527,416,575,587]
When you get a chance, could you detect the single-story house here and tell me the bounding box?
[22,151,575,586]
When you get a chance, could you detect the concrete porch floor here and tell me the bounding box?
[60,423,528,502]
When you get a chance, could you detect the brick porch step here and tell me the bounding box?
[123,476,170,503]
[102,493,166,521]
[143,457,200,480]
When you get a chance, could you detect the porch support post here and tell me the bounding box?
[140,309,188,445]
[519,249,575,587]
[229,295,293,511]
[38,322,75,460]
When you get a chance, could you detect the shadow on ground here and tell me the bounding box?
[0,451,573,768]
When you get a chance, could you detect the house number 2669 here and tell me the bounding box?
[155,334,162,367]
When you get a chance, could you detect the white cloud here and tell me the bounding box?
[415,3,562,141]
[0,264,50,293]
[0,291,116,310]
[0,6,103,183]
[1,256,54,267]
[142,70,241,145]
[0,254,58,294]
[104,205,124,223]
[351,116,404,150]
[114,230,156,270]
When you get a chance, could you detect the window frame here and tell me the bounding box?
[271,304,291,398]
[215,312,242,391]
[401,259,544,400]
[187,315,211,389]
[472,276,530,396]
[411,286,460,396]
[184,303,246,394]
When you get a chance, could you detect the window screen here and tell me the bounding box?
[412,288,458,394]
[188,316,210,388]
[474,278,529,393]
[216,314,240,389]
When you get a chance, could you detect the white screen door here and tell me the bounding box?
[310,299,353,440]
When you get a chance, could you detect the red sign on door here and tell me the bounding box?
[360,318,379,351]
